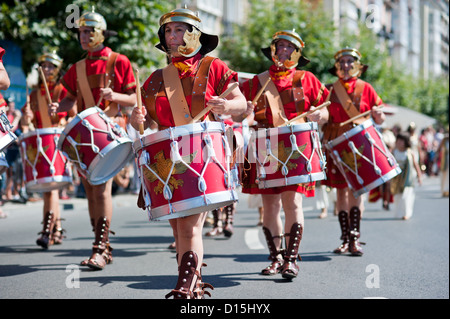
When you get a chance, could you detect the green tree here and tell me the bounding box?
[219,0,448,126]
[0,0,175,79]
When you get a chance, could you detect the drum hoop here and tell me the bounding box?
[133,121,225,151]
[351,166,402,198]
[0,132,17,151]
[256,121,318,138]
[20,127,63,141]
[258,171,326,189]
[147,190,238,221]
[87,137,132,174]
[326,118,374,148]
[58,107,107,150]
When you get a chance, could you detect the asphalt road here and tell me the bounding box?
[0,175,448,300]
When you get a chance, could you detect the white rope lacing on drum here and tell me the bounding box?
[21,130,59,181]
[139,122,232,215]
[333,128,394,186]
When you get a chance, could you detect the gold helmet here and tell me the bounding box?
[261,29,310,69]
[156,7,218,57]
[77,7,115,49]
[329,47,368,78]
[38,50,63,81]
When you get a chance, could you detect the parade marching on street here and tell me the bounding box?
[0,175,447,299]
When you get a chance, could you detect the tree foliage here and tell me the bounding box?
[219,0,448,126]
[0,0,175,79]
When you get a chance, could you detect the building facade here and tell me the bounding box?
[178,0,448,78]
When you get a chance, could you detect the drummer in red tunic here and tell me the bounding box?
[21,51,75,249]
[130,7,246,298]
[49,9,136,270]
[321,47,385,256]
[240,30,329,279]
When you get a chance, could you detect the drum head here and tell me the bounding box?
[88,139,134,185]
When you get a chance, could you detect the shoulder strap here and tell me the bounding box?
[36,88,52,128]
[332,79,361,120]
[292,70,305,121]
[76,59,96,108]
[191,56,215,120]
[143,69,163,127]
[257,71,287,127]
[162,63,192,126]
[103,52,119,116]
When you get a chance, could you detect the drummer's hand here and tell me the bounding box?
[48,102,59,116]
[306,106,322,123]
[371,105,384,124]
[100,87,114,101]
[130,105,146,131]
[207,96,228,115]
[244,101,255,117]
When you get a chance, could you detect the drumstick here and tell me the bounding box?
[191,82,239,124]
[135,69,145,135]
[281,101,331,127]
[339,105,384,127]
[95,79,112,108]
[38,66,54,116]
[252,77,271,104]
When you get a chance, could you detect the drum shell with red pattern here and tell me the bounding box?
[254,122,326,189]
[325,119,401,197]
[0,112,17,152]
[133,122,238,221]
[19,128,72,192]
[58,107,133,185]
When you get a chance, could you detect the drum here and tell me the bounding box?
[0,151,8,174]
[325,119,402,197]
[19,128,72,192]
[133,121,238,221]
[252,121,326,189]
[0,111,17,152]
[58,107,133,185]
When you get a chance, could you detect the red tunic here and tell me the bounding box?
[322,77,383,188]
[141,53,237,127]
[62,46,136,111]
[240,65,329,196]
[21,82,68,128]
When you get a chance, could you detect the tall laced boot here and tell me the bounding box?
[348,207,364,256]
[223,203,235,238]
[193,262,214,299]
[80,218,95,266]
[333,211,350,254]
[280,223,303,279]
[205,209,223,237]
[165,251,202,299]
[261,227,284,275]
[87,217,114,270]
[36,211,55,249]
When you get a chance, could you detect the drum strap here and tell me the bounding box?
[332,79,365,123]
[191,56,215,120]
[162,63,193,126]
[257,71,287,127]
[75,52,119,114]
[36,88,52,128]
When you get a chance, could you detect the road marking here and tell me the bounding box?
[245,228,265,250]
